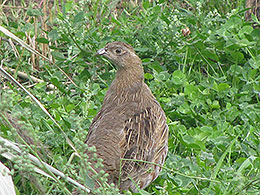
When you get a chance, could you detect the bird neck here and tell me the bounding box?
[102,65,144,107]
[114,65,144,90]
[114,54,143,85]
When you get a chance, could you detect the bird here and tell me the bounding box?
[85,41,168,192]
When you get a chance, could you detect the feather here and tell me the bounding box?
[85,42,168,192]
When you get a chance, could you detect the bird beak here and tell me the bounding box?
[96,48,107,56]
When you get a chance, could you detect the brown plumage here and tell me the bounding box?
[86,41,168,192]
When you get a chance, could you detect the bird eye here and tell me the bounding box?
[115,48,122,54]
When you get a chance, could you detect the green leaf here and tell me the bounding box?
[50,103,59,109]
[226,102,231,110]
[178,102,191,114]
[218,83,230,91]
[226,106,239,122]
[144,73,153,79]
[203,50,219,61]
[152,5,161,14]
[183,135,194,145]
[51,51,65,60]
[237,39,253,47]
[154,71,170,81]
[210,137,237,180]
[172,76,182,85]
[48,29,59,41]
[50,77,65,92]
[249,55,260,69]
[230,51,244,63]
[211,100,220,109]
[251,28,260,38]
[88,109,97,117]
[239,25,253,35]
[27,8,42,16]
[228,65,243,76]
[161,14,170,25]
[9,22,18,29]
[251,13,260,24]
[79,69,91,81]
[184,84,200,100]
[142,1,150,9]
[195,140,206,151]
[134,47,149,52]
[36,37,49,44]
[111,17,121,26]
[149,61,164,72]
[172,70,186,85]
[92,83,100,95]
[66,104,75,112]
[74,11,84,23]
[65,1,73,12]
[226,16,243,29]
[200,126,213,133]
[188,143,201,150]
[237,156,257,174]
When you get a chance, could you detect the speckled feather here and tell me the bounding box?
[85,42,168,192]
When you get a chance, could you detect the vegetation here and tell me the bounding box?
[0,0,259,194]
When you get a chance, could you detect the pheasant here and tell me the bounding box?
[85,41,168,192]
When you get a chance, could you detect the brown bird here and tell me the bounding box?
[85,41,168,192]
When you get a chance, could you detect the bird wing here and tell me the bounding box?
[119,105,168,188]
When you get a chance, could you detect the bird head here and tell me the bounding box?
[96,42,142,70]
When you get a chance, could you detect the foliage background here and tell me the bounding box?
[0,0,259,194]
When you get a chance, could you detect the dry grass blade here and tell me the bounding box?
[8,38,20,59]
[0,136,90,193]
[4,67,55,90]
[0,162,16,195]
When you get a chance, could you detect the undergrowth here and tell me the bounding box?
[0,0,259,194]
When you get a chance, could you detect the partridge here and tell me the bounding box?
[86,41,168,192]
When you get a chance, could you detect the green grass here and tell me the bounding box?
[0,0,259,194]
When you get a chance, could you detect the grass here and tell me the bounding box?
[0,0,260,194]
